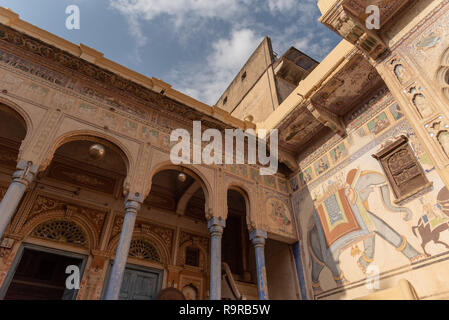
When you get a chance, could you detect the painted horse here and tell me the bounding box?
[308,169,425,294]
[412,187,449,256]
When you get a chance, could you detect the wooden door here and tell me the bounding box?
[118,266,161,300]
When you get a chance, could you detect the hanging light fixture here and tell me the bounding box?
[177,170,187,182]
[88,143,106,160]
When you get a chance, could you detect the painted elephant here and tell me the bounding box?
[307,169,424,294]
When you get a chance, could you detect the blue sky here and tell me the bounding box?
[1,0,341,104]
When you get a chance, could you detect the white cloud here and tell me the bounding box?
[267,0,297,13]
[267,0,316,16]
[109,0,256,61]
[111,0,243,20]
[109,0,340,104]
[110,0,249,43]
[170,29,263,104]
[293,34,334,60]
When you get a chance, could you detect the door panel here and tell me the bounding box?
[118,269,134,300]
[117,266,162,300]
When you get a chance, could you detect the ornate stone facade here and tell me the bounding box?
[0,0,448,301]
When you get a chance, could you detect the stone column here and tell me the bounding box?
[292,242,308,300]
[104,196,142,300]
[208,216,225,300]
[250,229,269,300]
[0,160,36,239]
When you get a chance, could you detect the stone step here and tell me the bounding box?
[235,281,258,300]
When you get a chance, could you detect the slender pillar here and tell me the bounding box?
[104,196,141,300]
[208,216,225,300]
[292,242,308,300]
[0,160,36,239]
[250,229,269,300]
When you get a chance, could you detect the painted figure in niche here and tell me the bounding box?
[438,131,449,158]
[299,167,313,185]
[278,178,288,193]
[269,199,292,227]
[314,156,330,176]
[368,112,390,134]
[413,94,432,119]
[413,187,449,256]
[390,104,404,121]
[394,64,408,84]
[289,177,299,192]
[330,143,347,163]
[264,175,276,188]
[308,169,425,294]
[357,127,367,137]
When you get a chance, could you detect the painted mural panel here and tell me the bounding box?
[265,197,295,239]
[402,3,449,83]
[292,92,449,300]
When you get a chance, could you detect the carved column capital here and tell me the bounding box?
[250,229,267,248]
[207,217,226,237]
[124,199,142,216]
[12,160,38,188]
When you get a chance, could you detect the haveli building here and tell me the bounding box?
[0,0,448,300]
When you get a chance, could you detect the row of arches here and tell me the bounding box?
[0,97,259,224]
[0,97,262,300]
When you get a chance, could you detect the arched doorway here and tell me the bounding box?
[129,166,210,300]
[222,189,256,288]
[1,134,129,300]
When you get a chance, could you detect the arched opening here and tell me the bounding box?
[222,189,255,283]
[1,135,129,300]
[146,168,208,222]
[40,136,128,197]
[115,166,210,300]
[0,103,27,176]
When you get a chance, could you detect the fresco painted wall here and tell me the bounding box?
[290,87,449,300]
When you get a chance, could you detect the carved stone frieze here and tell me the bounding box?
[0,23,233,131]
[23,194,107,238]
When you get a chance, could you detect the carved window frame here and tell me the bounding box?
[373,135,432,203]
[185,246,200,267]
[437,47,449,101]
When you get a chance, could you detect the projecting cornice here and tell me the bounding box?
[0,7,253,132]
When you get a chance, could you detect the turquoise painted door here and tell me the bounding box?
[118,267,161,300]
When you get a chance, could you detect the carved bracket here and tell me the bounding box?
[307,102,346,136]
[320,3,387,60]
